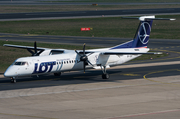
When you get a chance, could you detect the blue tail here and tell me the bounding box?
[110,16,154,49]
[132,20,153,48]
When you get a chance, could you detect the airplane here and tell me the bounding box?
[3,15,175,83]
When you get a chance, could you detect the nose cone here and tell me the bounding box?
[4,66,17,77]
[4,70,11,77]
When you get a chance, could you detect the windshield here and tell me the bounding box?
[14,62,28,66]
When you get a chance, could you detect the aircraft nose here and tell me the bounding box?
[4,66,17,77]
[4,70,10,77]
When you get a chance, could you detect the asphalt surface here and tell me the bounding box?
[0,0,180,5]
[1,8,180,21]
[0,62,180,119]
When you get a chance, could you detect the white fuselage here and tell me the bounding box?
[4,47,149,78]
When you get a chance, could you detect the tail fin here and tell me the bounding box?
[110,15,175,49]
[132,16,154,48]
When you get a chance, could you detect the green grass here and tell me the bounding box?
[0,15,179,39]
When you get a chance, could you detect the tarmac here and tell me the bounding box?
[0,75,180,119]
[0,61,180,119]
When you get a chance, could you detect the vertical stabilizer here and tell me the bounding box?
[110,15,175,49]
[132,16,154,48]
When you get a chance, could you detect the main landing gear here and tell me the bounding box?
[54,72,61,76]
[11,77,16,83]
[101,66,110,79]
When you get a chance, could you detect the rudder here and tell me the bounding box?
[132,19,153,48]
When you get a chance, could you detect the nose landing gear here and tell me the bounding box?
[11,77,16,83]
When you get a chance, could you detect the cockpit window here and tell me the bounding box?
[14,62,28,66]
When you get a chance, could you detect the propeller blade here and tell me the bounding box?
[83,61,86,73]
[34,41,37,54]
[27,49,35,56]
[86,60,93,67]
[75,43,90,73]
[75,49,82,57]
[26,42,44,56]
[83,43,86,55]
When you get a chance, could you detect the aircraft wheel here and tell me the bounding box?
[11,77,16,83]
[102,73,109,79]
[54,72,61,76]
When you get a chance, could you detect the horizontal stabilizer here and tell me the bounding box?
[101,52,162,55]
[122,16,176,21]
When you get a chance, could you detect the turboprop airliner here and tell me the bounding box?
[3,16,175,83]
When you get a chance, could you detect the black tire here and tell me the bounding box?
[54,72,61,76]
[102,74,105,79]
[11,78,16,83]
[102,73,109,79]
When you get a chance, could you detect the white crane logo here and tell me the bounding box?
[138,22,151,44]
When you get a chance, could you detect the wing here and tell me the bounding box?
[3,44,48,56]
[3,44,48,50]
[3,44,67,56]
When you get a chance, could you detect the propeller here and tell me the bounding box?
[75,43,93,73]
[27,41,44,56]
